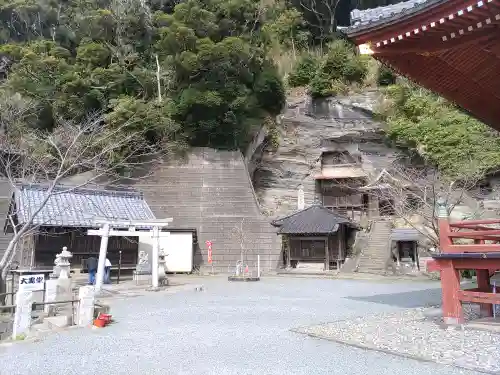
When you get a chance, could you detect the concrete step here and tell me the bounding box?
[144,148,280,273]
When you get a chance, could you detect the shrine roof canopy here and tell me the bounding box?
[348,0,446,35]
[7,184,155,229]
[271,204,359,235]
[344,0,500,130]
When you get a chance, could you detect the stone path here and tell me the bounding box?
[295,306,500,374]
[0,277,487,375]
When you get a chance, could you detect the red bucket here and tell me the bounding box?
[93,318,106,328]
[98,313,112,324]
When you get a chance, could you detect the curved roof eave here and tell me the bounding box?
[344,0,449,38]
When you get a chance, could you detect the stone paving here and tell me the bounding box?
[0,277,489,375]
[296,306,500,374]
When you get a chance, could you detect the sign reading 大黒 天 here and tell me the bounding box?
[18,274,45,292]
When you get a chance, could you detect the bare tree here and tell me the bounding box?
[359,166,486,247]
[0,91,36,133]
[297,0,341,42]
[0,113,162,299]
[231,218,249,274]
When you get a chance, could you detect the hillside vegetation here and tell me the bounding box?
[285,40,500,178]
[0,0,290,152]
[0,0,499,177]
[380,83,500,178]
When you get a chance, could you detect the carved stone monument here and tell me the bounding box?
[44,279,58,314]
[77,286,95,327]
[12,291,33,339]
[136,249,152,274]
[134,248,153,284]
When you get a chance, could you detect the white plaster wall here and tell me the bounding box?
[138,232,194,273]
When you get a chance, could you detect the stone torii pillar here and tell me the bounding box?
[88,219,172,292]
[95,223,110,292]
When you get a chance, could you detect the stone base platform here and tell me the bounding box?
[133,272,151,285]
[228,276,260,282]
[467,317,500,333]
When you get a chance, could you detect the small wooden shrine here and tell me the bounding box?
[272,204,359,270]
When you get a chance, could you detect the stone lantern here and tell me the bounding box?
[158,247,168,285]
[50,253,62,279]
[57,246,73,279]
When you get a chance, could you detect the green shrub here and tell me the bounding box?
[288,55,319,87]
[330,79,349,96]
[343,57,368,83]
[321,40,367,84]
[254,65,286,116]
[299,39,368,98]
[321,41,350,81]
[378,64,397,86]
[460,270,476,279]
[309,72,332,98]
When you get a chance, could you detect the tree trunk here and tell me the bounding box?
[0,240,15,274]
[0,268,7,306]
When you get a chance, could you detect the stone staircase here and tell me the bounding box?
[356,219,392,274]
[139,148,281,274]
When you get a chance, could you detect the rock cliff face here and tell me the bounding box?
[251,89,401,219]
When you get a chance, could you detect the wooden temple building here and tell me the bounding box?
[272,204,359,270]
[5,184,156,269]
[345,0,500,324]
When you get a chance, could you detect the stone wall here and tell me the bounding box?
[136,148,281,274]
[252,90,401,219]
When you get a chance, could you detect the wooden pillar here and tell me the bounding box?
[414,242,420,271]
[286,237,291,269]
[477,269,493,317]
[337,226,343,270]
[395,242,401,267]
[440,260,464,325]
[367,195,379,219]
[325,236,330,271]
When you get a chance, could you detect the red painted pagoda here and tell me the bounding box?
[345,0,500,324]
[345,0,500,131]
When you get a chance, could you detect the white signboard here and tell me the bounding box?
[297,185,305,210]
[18,273,45,292]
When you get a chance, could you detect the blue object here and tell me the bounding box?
[104,267,111,284]
[89,269,96,285]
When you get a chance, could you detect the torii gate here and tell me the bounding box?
[88,218,173,291]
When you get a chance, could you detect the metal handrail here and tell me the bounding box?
[33,299,78,307]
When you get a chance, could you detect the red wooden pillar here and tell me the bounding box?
[440,260,464,324]
[438,217,452,252]
[476,269,493,317]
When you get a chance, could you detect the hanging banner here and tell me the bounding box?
[206,240,213,264]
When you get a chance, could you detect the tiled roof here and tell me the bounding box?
[391,228,421,241]
[11,184,155,228]
[271,204,358,235]
[315,166,367,179]
[346,0,445,34]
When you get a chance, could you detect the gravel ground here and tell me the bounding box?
[297,306,500,374]
[0,277,487,375]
